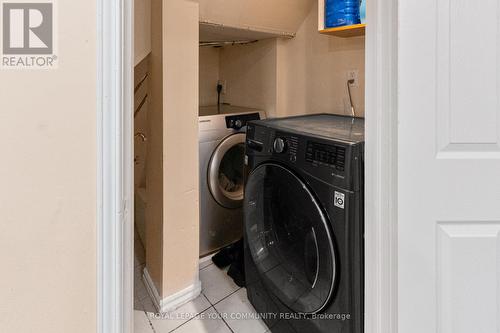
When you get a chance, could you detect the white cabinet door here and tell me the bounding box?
[398,0,500,332]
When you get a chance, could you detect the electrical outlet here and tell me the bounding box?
[217,80,227,94]
[346,70,359,88]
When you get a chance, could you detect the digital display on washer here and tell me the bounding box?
[306,142,346,171]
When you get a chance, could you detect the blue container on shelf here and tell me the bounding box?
[325,0,361,28]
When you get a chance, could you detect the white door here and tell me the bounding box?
[399,0,500,332]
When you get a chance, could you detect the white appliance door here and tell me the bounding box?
[207,132,246,209]
[399,0,500,332]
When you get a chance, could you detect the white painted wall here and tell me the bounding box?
[276,1,365,118]
[0,1,97,333]
[199,40,278,113]
[219,39,278,115]
[199,47,221,106]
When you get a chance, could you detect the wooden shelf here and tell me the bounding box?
[319,23,366,38]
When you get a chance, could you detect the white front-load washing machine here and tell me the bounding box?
[199,105,265,256]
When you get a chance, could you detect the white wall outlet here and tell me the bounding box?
[217,80,227,94]
[346,70,359,88]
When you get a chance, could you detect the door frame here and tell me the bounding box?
[96,0,134,332]
[96,0,399,332]
[364,0,398,331]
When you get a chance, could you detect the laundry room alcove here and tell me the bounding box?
[198,0,366,120]
[134,0,366,326]
[197,0,366,260]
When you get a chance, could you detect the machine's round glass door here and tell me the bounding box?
[208,133,246,209]
[244,163,337,314]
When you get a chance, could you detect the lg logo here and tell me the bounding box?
[334,191,345,209]
[2,2,53,54]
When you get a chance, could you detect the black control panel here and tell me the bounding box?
[226,113,261,130]
[246,118,364,192]
[275,135,299,163]
[306,142,346,171]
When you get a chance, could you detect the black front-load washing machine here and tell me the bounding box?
[243,114,364,333]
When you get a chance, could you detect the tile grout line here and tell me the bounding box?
[199,289,237,332]
[147,312,157,333]
[206,287,271,333]
[199,262,214,271]
[212,304,235,333]
[207,287,243,306]
[141,260,238,332]
[200,264,243,307]
[137,295,156,333]
[167,306,215,333]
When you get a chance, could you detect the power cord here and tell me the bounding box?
[347,79,356,117]
[217,82,223,113]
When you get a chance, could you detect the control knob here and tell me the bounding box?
[229,119,244,130]
[234,119,243,129]
[273,138,287,153]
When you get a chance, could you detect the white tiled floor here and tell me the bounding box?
[214,289,269,333]
[199,264,240,305]
[134,236,270,333]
